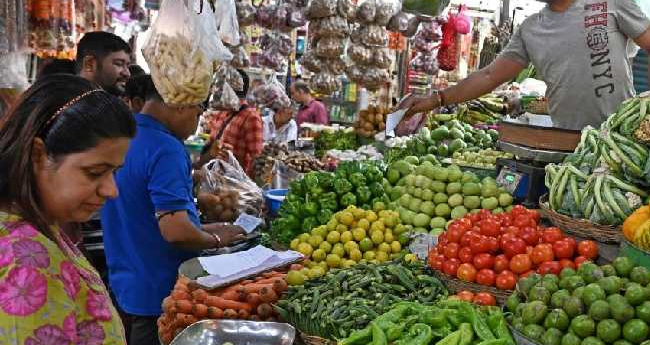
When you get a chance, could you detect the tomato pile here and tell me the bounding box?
[427,206,600,290]
[451,290,497,306]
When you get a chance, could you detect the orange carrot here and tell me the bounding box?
[192,304,208,318]
[216,284,244,294]
[207,306,224,319]
[259,287,278,303]
[257,303,273,318]
[205,296,253,312]
[171,289,191,301]
[175,300,193,314]
[218,289,241,301]
[178,276,191,285]
[223,309,238,319]
[238,283,274,294]
[253,277,286,285]
[162,296,175,312]
[241,280,255,285]
[191,289,208,303]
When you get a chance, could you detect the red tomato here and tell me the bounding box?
[500,232,517,248]
[559,259,576,270]
[447,226,463,243]
[518,226,540,246]
[460,231,478,248]
[501,214,513,227]
[495,271,517,290]
[468,213,481,224]
[476,269,496,286]
[542,227,564,243]
[480,219,500,237]
[510,205,528,216]
[514,214,534,228]
[577,240,599,259]
[574,256,590,268]
[457,263,477,282]
[503,238,527,258]
[487,237,499,254]
[494,255,510,273]
[479,209,493,220]
[531,243,554,265]
[528,209,541,223]
[458,247,474,264]
[537,261,562,275]
[473,292,496,306]
[457,290,475,302]
[438,233,449,246]
[470,236,491,254]
[473,253,495,270]
[526,246,534,255]
[444,243,460,259]
[564,237,577,251]
[553,239,575,259]
[458,217,473,229]
[436,244,446,256]
[519,270,535,278]
[443,258,461,276]
[509,254,532,274]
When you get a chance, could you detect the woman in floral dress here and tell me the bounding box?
[0,74,136,344]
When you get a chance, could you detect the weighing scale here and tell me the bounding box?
[495,114,576,209]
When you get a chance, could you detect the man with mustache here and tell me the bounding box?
[77,31,132,96]
[401,0,650,131]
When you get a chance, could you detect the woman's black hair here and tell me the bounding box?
[0,74,136,237]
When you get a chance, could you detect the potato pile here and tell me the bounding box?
[283,152,325,173]
[355,105,387,138]
[197,190,240,222]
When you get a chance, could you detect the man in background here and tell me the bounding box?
[123,74,149,113]
[263,106,298,144]
[36,59,76,79]
[290,80,330,127]
[76,31,132,96]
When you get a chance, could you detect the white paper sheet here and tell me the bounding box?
[385,109,407,138]
[234,213,263,234]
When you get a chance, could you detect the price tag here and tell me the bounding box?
[408,232,437,260]
[234,214,263,234]
[497,167,523,194]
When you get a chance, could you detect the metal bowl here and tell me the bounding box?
[170,320,296,345]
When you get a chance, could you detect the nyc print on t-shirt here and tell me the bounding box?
[585,2,616,98]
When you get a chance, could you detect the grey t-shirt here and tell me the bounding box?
[501,0,650,130]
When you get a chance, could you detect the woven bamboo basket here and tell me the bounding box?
[539,194,622,244]
[431,270,513,306]
[299,331,336,345]
[507,325,541,345]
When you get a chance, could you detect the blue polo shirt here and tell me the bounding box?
[101,113,200,316]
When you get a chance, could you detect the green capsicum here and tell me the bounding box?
[357,186,372,203]
[349,172,367,188]
[289,180,305,197]
[302,216,318,232]
[302,201,319,216]
[365,165,384,183]
[333,179,353,195]
[317,172,334,189]
[303,173,319,190]
[317,209,334,224]
[340,193,357,207]
[369,182,385,197]
[308,186,324,198]
[319,193,338,211]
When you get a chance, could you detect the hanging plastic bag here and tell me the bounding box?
[235,0,257,27]
[355,0,377,24]
[360,25,388,47]
[229,45,250,68]
[209,81,240,111]
[213,0,240,46]
[314,36,346,58]
[0,52,29,90]
[301,51,322,73]
[255,3,277,29]
[259,48,287,71]
[312,16,349,37]
[250,76,291,109]
[287,7,308,28]
[143,0,232,106]
[373,48,393,68]
[310,71,341,94]
[215,64,244,91]
[346,64,364,84]
[348,43,373,65]
[374,0,400,26]
[324,57,347,74]
[307,0,338,19]
[360,67,389,90]
[337,0,357,20]
[454,5,471,35]
[437,12,458,71]
[387,12,410,33]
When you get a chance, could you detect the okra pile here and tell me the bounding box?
[275,261,447,339]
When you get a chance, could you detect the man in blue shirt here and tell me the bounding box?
[101,75,245,345]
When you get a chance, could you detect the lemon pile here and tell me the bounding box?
[289,206,408,281]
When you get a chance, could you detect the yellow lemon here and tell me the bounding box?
[308,235,324,248]
[290,238,300,250]
[312,249,326,262]
[357,218,370,230]
[297,243,313,257]
[377,242,392,254]
[332,244,346,257]
[341,260,356,268]
[365,211,378,222]
[376,251,389,262]
[349,248,363,261]
[326,231,341,244]
[319,241,333,253]
[340,231,353,243]
[336,224,349,233]
[308,266,326,279]
[378,210,391,219]
[370,231,384,245]
[370,221,385,233]
[383,215,399,228]
[353,208,366,220]
[390,241,402,253]
[286,270,306,286]
[326,254,342,268]
[299,233,310,242]
[326,218,338,232]
[384,232,395,243]
[394,224,407,235]
[404,253,417,263]
[363,251,376,261]
[311,226,328,238]
[343,241,359,254]
[352,228,367,242]
[338,211,354,226]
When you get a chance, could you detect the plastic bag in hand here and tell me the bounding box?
[373,48,393,68]
[374,0,400,26]
[337,0,357,20]
[229,45,250,68]
[348,43,373,65]
[307,0,338,19]
[314,36,346,58]
[387,12,410,33]
[214,0,240,46]
[236,0,257,27]
[355,0,377,23]
[311,16,349,37]
[209,81,240,111]
[143,0,232,106]
[310,71,341,94]
[301,51,322,73]
[360,25,388,47]
[287,7,308,28]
